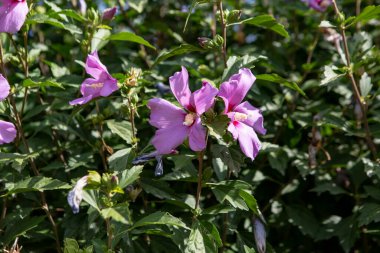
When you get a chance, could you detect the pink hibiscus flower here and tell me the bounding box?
[0,120,16,144]
[302,0,332,12]
[69,51,118,105]
[148,66,218,154]
[0,0,28,33]
[0,74,10,101]
[218,68,266,160]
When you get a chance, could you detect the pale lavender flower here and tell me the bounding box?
[218,68,266,160]
[302,0,332,12]
[69,51,118,105]
[67,176,88,214]
[253,217,266,253]
[148,67,218,154]
[0,74,10,101]
[0,0,28,33]
[0,120,16,144]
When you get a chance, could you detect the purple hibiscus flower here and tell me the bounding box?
[218,68,266,160]
[0,0,28,33]
[148,66,218,154]
[0,74,10,101]
[302,0,332,12]
[70,51,119,105]
[0,120,17,144]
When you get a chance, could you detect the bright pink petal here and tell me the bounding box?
[148,98,186,129]
[188,117,206,151]
[234,101,266,135]
[0,74,10,101]
[80,78,103,97]
[0,0,28,33]
[230,121,261,160]
[192,81,218,115]
[152,124,189,154]
[85,51,110,80]
[0,120,17,144]
[169,66,192,110]
[69,95,94,105]
[218,68,256,112]
[227,122,239,139]
[99,78,118,97]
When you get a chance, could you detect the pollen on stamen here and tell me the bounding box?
[87,83,104,89]
[183,113,196,126]
[234,112,248,122]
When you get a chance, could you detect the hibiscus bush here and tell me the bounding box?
[1,0,380,252]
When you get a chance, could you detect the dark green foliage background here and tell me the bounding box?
[1,0,380,252]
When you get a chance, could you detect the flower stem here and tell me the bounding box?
[194,151,204,212]
[217,0,227,68]
[95,101,109,171]
[331,0,377,159]
[106,218,113,250]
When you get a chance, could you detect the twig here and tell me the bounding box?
[331,0,377,159]
[194,151,204,212]
[106,218,113,250]
[217,1,227,67]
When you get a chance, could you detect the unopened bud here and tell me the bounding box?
[226,9,242,24]
[102,7,117,21]
[253,217,266,253]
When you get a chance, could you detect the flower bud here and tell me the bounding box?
[87,170,101,187]
[67,176,88,214]
[198,37,212,49]
[226,10,242,24]
[102,7,117,21]
[253,217,266,253]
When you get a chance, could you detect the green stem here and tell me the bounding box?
[95,101,109,171]
[194,151,204,213]
[331,0,377,159]
[106,218,113,250]
[217,1,227,67]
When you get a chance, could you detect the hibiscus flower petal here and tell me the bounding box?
[148,98,186,129]
[152,124,189,154]
[169,66,192,110]
[234,121,261,160]
[218,68,256,111]
[234,101,266,135]
[0,0,28,33]
[188,117,206,151]
[85,51,110,80]
[69,95,94,106]
[0,120,17,145]
[192,81,218,115]
[0,74,10,101]
[100,78,118,97]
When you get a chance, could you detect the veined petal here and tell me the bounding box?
[85,51,110,80]
[169,66,192,110]
[188,117,206,151]
[100,78,118,97]
[218,68,256,111]
[0,120,17,145]
[148,98,186,129]
[234,101,266,135]
[80,78,103,97]
[0,74,10,101]
[234,121,262,160]
[69,95,94,105]
[0,0,28,33]
[192,81,218,115]
[227,122,239,140]
[152,124,189,154]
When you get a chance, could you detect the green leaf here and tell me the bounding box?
[1,216,45,244]
[222,55,266,82]
[335,216,359,252]
[362,158,380,179]
[268,149,289,176]
[359,72,372,97]
[119,166,143,188]
[3,176,71,196]
[239,190,260,215]
[0,152,39,171]
[286,205,321,238]
[319,20,336,28]
[320,66,346,86]
[310,182,347,196]
[230,15,289,38]
[184,221,206,253]
[211,144,245,176]
[256,73,306,97]
[153,44,205,67]
[204,114,229,141]
[183,0,211,32]
[109,32,156,50]
[23,78,64,89]
[26,14,81,34]
[130,211,189,230]
[358,203,380,226]
[106,120,134,144]
[100,206,129,225]
[345,5,380,27]
[64,238,80,253]
[109,148,131,172]
[57,10,87,22]
[91,29,112,52]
